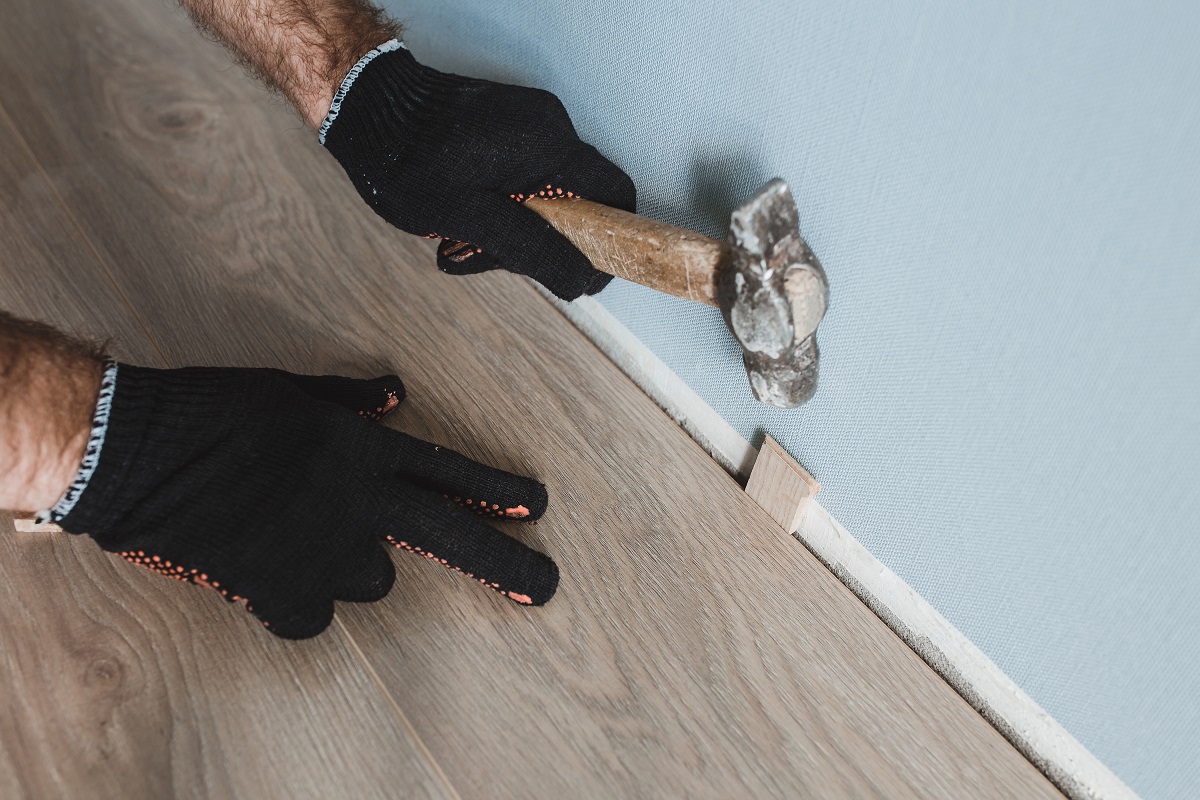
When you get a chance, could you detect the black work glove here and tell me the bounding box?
[49,363,558,640]
[320,40,636,301]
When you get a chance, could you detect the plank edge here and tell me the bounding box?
[12,513,63,534]
[547,286,1138,800]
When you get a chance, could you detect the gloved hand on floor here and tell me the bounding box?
[43,362,558,639]
[320,40,636,301]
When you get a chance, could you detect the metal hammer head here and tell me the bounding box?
[718,179,828,408]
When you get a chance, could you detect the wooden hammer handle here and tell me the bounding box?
[525,197,730,307]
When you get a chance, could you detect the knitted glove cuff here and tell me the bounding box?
[51,364,242,537]
[318,43,459,164]
[37,359,119,525]
[318,38,408,146]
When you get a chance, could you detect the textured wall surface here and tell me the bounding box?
[386,2,1200,797]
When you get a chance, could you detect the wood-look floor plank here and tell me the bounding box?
[0,104,452,800]
[0,0,1063,797]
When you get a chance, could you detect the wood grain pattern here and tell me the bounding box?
[0,100,451,800]
[525,195,728,305]
[11,513,61,533]
[0,0,1062,797]
[746,435,822,533]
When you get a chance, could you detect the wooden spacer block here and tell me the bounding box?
[744,435,821,533]
[12,513,64,533]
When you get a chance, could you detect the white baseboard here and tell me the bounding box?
[542,291,757,478]
[543,288,1138,800]
[797,502,1135,800]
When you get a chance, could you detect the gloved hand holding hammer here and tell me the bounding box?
[186,0,636,300]
[319,40,638,300]
[3,0,827,638]
[2,0,630,638]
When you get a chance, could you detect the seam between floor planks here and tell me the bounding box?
[0,81,435,748]
[333,617,463,800]
[0,0,1063,794]
[0,88,464,799]
[0,95,456,800]
[0,100,169,365]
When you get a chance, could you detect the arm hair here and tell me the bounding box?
[180,0,402,127]
[0,311,105,511]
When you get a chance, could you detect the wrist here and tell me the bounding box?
[34,361,116,521]
[0,307,107,513]
[177,0,401,130]
[317,38,408,141]
[303,35,400,128]
[15,429,90,511]
[45,364,213,532]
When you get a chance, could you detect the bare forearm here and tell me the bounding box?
[180,0,400,128]
[0,312,104,512]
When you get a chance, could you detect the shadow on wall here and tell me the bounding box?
[395,0,804,237]
[688,147,775,239]
[390,2,1200,799]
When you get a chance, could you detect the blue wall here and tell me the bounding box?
[389,2,1200,796]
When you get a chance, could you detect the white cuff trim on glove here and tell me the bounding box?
[318,39,406,145]
[37,360,119,524]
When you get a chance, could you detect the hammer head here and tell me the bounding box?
[718,179,828,408]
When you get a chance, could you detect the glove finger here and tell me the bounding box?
[582,270,614,296]
[510,142,637,214]
[436,238,498,276]
[113,545,334,639]
[437,238,609,298]
[375,430,549,521]
[244,592,336,640]
[436,144,632,285]
[331,537,397,603]
[383,486,559,606]
[265,370,406,421]
[432,191,608,301]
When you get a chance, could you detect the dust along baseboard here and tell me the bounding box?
[540,287,1137,800]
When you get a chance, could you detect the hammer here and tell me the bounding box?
[525,179,828,408]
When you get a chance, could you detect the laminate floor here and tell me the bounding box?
[0,0,1062,796]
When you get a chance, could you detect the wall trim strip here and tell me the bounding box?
[541,288,1137,800]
